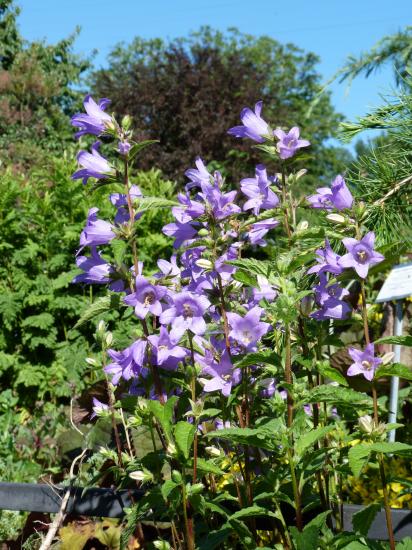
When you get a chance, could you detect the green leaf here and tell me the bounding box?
[21,312,54,329]
[174,421,196,460]
[161,479,179,500]
[290,525,319,550]
[396,537,412,550]
[194,458,225,475]
[370,441,412,455]
[228,258,271,276]
[375,363,412,381]
[316,362,349,386]
[73,294,121,329]
[148,396,178,442]
[129,139,159,160]
[206,425,279,452]
[135,196,178,212]
[234,350,280,369]
[348,443,372,477]
[374,335,412,347]
[229,505,277,522]
[306,385,372,406]
[295,426,334,456]
[198,526,232,550]
[352,502,381,537]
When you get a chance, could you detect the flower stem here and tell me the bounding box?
[188,332,198,483]
[361,280,395,548]
[285,325,293,427]
[287,448,303,531]
[281,163,292,245]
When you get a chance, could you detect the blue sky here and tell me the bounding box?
[17,0,411,140]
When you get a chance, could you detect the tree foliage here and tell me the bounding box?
[91,27,351,186]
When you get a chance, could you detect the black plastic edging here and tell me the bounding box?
[343,504,412,541]
[0,483,144,518]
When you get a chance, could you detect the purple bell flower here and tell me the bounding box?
[71,94,112,139]
[241,164,279,215]
[199,349,241,397]
[227,306,270,351]
[148,326,187,370]
[310,274,351,320]
[79,208,116,250]
[162,221,198,248]
[228,101,270,143]
[118,140,131,155]
[110,184,142,224]
[307,175,353,211]
[73,247,123,291]
[91,398,109,419]
[105,339,148,385]
[347,343,382,382]
[124,276,167,319]
[273,126,310,160]
[72,141,115,186]
[160,291,211,340]
[248,218,279,246]
[339,232,384,279]
[185,157,212,190]
[307,240,343,276]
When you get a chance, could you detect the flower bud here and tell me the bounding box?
[129,469,153,483]
[167,443,177,456]
[326,213,346,225]
[153,541,171,550]
[358,415,374,434]
[382,352,395,365]
[171,470,183,484]
[105,332,113,347]
[121,115,132,130]
[86,357,97,366]
[195,259,213,270]
[205,446,221,457]
[97,320,106,335]
[198,228,209,237]
[296,220,309,231]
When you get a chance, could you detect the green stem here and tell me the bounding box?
[188,332,198,483]
[285,325,293,427]
[181,479,195,550]
[288,448,303,531]
[281,163,292,245]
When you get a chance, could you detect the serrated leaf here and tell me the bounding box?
[295,426,334,456]
[352,503,381,537]
[316,362,349,386]
[374,335,412,347]
[73,294,121,329]
[234,350,280,369]
[375,363,412,381]
[306,385,371,405]
[290,525,319,550]
[370,441,412,455]
[206,426,278,451]
[348,443,372,477]
[174,421,196,460]
[135,196,178,212]
[229,505,277,522]
[228,258,271,276]
[149,396,178,441]
[194,458,225,475]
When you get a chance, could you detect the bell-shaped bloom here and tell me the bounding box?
[310,274,351,320]
[162,221,198,248]
[104,339,148,385]
[124,276,167,319]
[347,343,382,382]
[247,218,279,246]
[71,94,112,139]
[73,247,123,291]
[110,184,143,224]
[241,164,279,215]
[148,326,187,370]
[227,306,270,351]
[307,239,343,276]
[185,157,212,190]
[172,192,205,223]
[273,127,310,160]
[228,101,270,143]
[160,291,211,340]
[259,378,277,398]
[307,175,353,211]
[91,398,109,419]
[79,208,116,250]
[72,142,115,186]
[199,179,241,221]
[199,349,241,397]
[339,232,384,278]
[251,275,277,306]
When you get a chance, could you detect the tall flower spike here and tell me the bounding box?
[228,101,270,143]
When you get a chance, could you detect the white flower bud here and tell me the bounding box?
[195,259,213,270]
[382,352,395,365]
[326,213,346,225]
[86,357,97,366]
[358,415,374,434]
[129,469,153,483]
[205,446,222,457]
[153,541,171,550]
[105,332,113,346]
[167,443,177,456]
[296,220,309,231]
[97,320,106,334]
